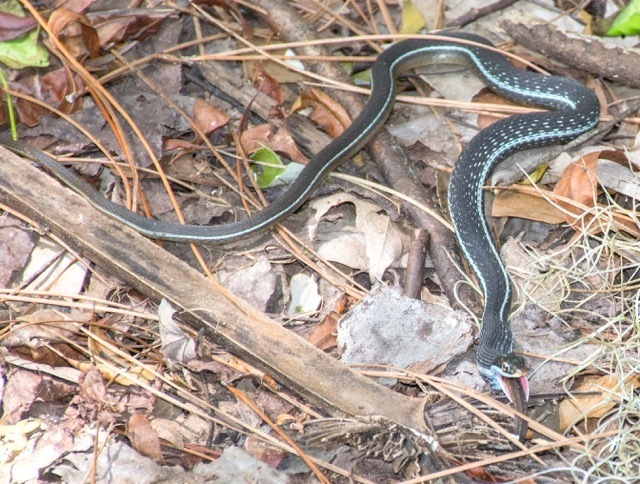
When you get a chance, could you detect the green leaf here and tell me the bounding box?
[0,0,24,16]
[251,147,304,188]
[0,29,49,69]
[352,67,372,85]
[606,0,640,36]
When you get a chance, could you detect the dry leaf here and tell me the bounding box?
[90,11,168,47]
[11,83,50,127]
[127,413,164,464]
[191,0,251,38]
[311,193,406,281]
[558,374,640,430]
[553,151,599,229]
[338,286,473,374]
[162,137,197,151]
[1,370,42,424]
[276,414,297,426]
[492,190,565,224]
[244,436,285,469]
[400,0,425,34]
[239,124,308,163]
[252,65,284,104]
[307,312,339,351]
[0,11,38,41]
[48,7,100,58]
[553,152,640,236]
[475,91,517,130]
[80,315,156,386]
[293,88,351,138]
[288,273,321,316]
[158,299,197,364]
[192,98,230,137]
[2,309,78,348]
[56,0,99,13]
[150,418,184,450]
[76,360,155,387]
[41,67,84,114]
[78,365,107,404]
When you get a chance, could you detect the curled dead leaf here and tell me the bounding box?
[559,374,640,431]
[553,151,599,230]
[307,311,339,351]
[78,365,106,404]
[192,98,230,137]
[239,124,308,163]
[41,67,85,114]
[554,151,640,236]
[48,7,100,58]
[293,88,351,139]
[252,65,284,104]
[127,413,164,464]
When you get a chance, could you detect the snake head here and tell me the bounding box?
[491,353,529,403]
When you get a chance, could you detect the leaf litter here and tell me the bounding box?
[0,0,639,482]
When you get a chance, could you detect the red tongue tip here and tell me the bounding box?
[497,375,512,402]
[519,375,530,401]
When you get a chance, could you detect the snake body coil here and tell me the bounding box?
[0,33,600,393]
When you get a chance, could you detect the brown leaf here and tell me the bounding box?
[41,68,84,114]
[294,88,351,139]
[55,0,99,14]
[253,65,284,105]
[80,315,156,386]
[93,13,167,47]
[78,365,107,404]
[11,83,50,127]
[240,124,274,154]
[239,124,308,163]
[162,138,197,151]
[0,12,38,41]
[475,90,518,130]
[553,152,640,236]
[464,464,501,481]
[192,98,230,137]
[244,435,285,469]
[559,374,640,430]
[492,189,565,224]
[2,370,42,424]
[7,309,76,342]
[127,413,165,464]
[191,0,252,38]
[599,148,633,166]
[554,152,599,229]
[48,7,168,57]
[48,7,100,58]
[307,311,339,351]
[12,344,82,367]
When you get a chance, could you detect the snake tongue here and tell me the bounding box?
[498,374,530,442]
[520,375,530,401]
[498,374,530,403]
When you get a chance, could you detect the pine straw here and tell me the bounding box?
[510,192,640,481]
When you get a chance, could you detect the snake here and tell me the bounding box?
[0,32,599,439]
